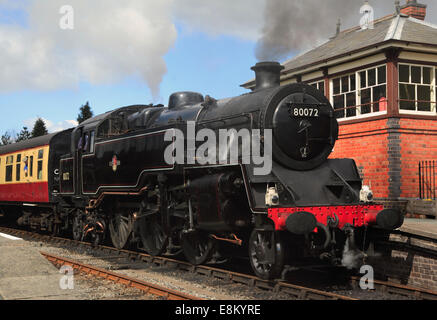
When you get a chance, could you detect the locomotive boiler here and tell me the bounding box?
[0,62,404,279]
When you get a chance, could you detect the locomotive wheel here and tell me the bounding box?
[72,215,83,241]
[139,215,168,256]
[182,231,214,265]
[109,212,133,249]
[249,229,285,280]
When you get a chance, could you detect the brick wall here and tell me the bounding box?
[330,119,391,199]
[330,117,437,201]
[367,233,437,291]
[399,118,437,198]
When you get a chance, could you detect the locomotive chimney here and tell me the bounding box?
[251,61,284,91]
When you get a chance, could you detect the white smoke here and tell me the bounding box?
[341,235,366,270]
[0,0,177,99]
[255,0,437,62]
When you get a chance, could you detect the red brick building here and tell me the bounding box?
[244,1,437,209]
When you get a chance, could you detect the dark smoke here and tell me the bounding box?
[255,0,372,62]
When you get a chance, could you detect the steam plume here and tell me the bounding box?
[255,0,368,61]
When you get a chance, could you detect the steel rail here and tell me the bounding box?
[349,276,437,300]
[40,251,200,300]
[0,226,355,300]
[5,226,437,300]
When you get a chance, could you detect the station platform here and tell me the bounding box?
[398,218,437,240]
[0,232,71,300]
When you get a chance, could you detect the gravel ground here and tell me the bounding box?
[24,239,420,300]
[62,273,157,300]
[30,241,291,300]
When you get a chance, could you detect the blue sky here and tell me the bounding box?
[2,27,259,134]
[0,0,435,136]
[0,1,264,135]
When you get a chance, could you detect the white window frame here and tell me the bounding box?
[329,64,388,121]
[357,64,387,116]
[398,63,437,115]
[309,80,325,96]
[330,72,357,120]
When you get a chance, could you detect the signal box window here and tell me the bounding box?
[332,73,356,118]
[399,64,436,113]
[359,65,386,114]
[310,80,325,96]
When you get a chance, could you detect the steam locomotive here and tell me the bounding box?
[0,62,403,279]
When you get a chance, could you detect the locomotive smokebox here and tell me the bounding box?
[251,61,284,91]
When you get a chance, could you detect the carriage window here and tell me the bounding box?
[16,154,21,181]
[36,150,43,179]
[30,156,34,177]
[37,160,43,180]
[5,155,13,182]
[16,163,21,181]
[5,166,12,182]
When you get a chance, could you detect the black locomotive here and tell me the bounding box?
[0,62,403,279]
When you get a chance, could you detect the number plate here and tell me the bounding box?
[290,106,320,118]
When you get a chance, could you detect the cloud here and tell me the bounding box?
[1,0,436,97]
[0,0,267,98]
[0,0,177,99]
[24,118,78,133]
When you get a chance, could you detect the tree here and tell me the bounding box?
[1,132,13,146]
[77,101,93,124]
[31,118,48,138]
[16,127,32,142]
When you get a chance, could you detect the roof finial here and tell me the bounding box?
[336,18,341,36]
[395,0,401,15]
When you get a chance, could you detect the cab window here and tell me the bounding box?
[89,131,95,153]
[82,131,95,153]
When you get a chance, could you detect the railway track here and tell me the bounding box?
[2,226,436,300]
[41,251,199,300]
